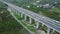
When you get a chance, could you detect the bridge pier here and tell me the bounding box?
[14,9,18,14]
[34,21,39,29]
[12,8,16,13]
[19,13,21,16]
[21,13,23,18]
[17,12,21,16]
[7,7,12,13]
[36,22,39,29]
[29,18,32,24]
[13,10,16,13]
[24,15,27,21]
[15,10,18,14]
[47,28,50,34]
[51,30,55,34]
[42,24,44,27]
[17,11,19,16]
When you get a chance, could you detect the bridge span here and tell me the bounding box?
[1,1,60,34]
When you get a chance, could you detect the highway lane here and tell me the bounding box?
[2,1,60,33]
[11,5,60,27]
[1,1,60,24]
[9,3,60,25]
[8,3,60,33]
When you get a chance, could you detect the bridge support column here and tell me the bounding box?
[15,10,18,14]
[47,28,50,34]
[21,13,23,18]
[19,13,21,16]
[51,30,55,34]
[34,21,39,29]
[29,18,32,24]
[24,15,27,21]
[17,11,19,15]
[42,24,44,27]
[7,8,12,13]
[17,12,20,16]
[12,8,15,13]
[13,10,15,13]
